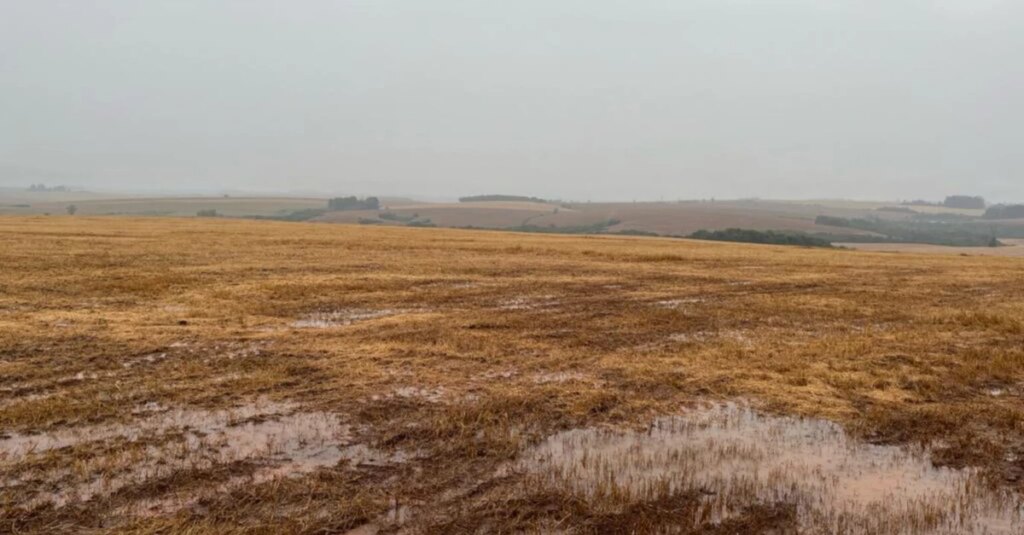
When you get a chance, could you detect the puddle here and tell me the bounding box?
[667,329,751,346]
[667,332,712,343]
[417,280,479,289]
[336,443,416,467]
[0,399,386,509]
[654,297,705,309]
[497,296,559,311]
[120,443,413,519]
[122,352,167,368]
[516,402,1023,534]
[481,369,517,380]
[532,371,588,384]
[220,341,270,360]
[371,386,446,404]
[119,341,268,368]
[984,385,1021,399]
[1,399,294,459]
[393,386,445,403]
[0,392,54,410]
[130,401,168,414]
[64,371,100,382]
[292,309,399,328]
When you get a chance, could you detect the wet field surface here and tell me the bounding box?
[4,218,1024,533]
[0,399,407,512]
[6,399,1021,533]
[518,403,1023,534]
[291,309,401,328]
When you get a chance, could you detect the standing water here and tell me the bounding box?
[518,403,1022,534]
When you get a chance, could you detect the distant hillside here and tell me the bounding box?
[0,195,326,217]
[813,215,1002,247]
[458,195,551,203]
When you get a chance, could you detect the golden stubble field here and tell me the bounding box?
[1,216,1023,534]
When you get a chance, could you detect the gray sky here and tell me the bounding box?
[2,1,1022,201]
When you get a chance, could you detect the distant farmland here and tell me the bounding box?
[0,196,327,217]
[841,239,1024,257]
[4,193,1020,247]
[315,200,565,228]
[316,199,891,237]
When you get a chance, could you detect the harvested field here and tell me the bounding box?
[0,196,327,217]
[315,201,565,228]
[532,201,876,236]
[1,216,1023,533]
[316,199,887,236]
[840,240,1024,257]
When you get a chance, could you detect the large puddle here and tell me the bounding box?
[517,403,1022,534]
[0,400,406,510]
[1,400,309,459]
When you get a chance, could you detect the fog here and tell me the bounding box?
[2,1,1022,202]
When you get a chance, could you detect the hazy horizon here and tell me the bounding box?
[3,1,1023,202]
[0,183,1013,206]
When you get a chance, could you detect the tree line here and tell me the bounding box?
[327,196,379,210]
[459,195,551,203]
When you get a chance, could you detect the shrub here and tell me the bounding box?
[688,228,832,247]
[614,229,660,237]
[508,219,620,235]
[379,211,416,222]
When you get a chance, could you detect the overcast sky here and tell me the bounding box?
[2,1,1022,201]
